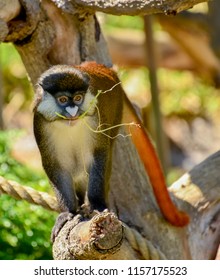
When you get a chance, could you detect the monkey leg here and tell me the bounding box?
[88,149,109,212]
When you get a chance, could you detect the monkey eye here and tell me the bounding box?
[73,94,83,105]
[57,96,69,105]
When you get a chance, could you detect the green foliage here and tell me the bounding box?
[104,15,144,31]
[0,130,56,259]
[0,43,33,108]
[159,69,220,119]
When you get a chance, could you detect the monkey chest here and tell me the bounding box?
[47,120,95,176]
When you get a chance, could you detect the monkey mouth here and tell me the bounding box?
[62,117,79,127]
[55,114,79,126]
[67,120,77,127]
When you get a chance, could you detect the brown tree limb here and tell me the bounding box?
[52,0,208,16]
[52,210,167,260]
[0,0,21,22]
[2,0,41,43]
[0,0,21,41]
[52,211,126,260]
[169,151,220,259]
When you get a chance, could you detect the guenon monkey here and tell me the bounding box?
[33,62,122,237]
[34,61,188,240]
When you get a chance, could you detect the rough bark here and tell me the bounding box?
[169,151,220,259]
[0,0,21,22]
[1,0,219,260]
[53,0,208,16]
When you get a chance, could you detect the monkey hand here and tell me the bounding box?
[51,212,74,243]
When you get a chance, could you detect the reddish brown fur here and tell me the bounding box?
[76,61,118,83]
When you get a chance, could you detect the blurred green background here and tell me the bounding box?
[1,4,220,259]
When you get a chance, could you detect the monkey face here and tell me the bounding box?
[34,65,97,122]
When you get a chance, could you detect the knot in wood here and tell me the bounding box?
[4,0,41,43]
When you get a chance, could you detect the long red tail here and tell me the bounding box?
[123,95,189,227]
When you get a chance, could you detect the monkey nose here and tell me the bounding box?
[65,106,79,117]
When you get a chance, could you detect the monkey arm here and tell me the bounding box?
[122,94,189,227]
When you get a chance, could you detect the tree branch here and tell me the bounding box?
[52,211,125,260]
[52,0,208,16]
[52,210,167,260]
[0,0,41,43]
[0,0,21,41]
[169,151,220,259]
[0,0,21,22]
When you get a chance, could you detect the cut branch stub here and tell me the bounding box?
[52,211,123,260]
[89,211,123,252]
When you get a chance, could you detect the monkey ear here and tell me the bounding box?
[33,84,44,111]
[80,70,90,85]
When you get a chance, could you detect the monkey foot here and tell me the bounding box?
[51,212,74,242]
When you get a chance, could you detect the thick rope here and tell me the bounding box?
[0,175,166,259]
[123,224,167,260]
[0,176,60,212]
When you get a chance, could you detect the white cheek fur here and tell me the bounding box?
[81,90,98,115]
[37,93,61,120]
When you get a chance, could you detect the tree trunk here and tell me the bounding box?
[1,0,219,260]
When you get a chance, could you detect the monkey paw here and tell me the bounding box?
[51,212,74,243]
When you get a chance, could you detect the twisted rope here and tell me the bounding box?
[0,175,166,259]
[0,176,60,212]
[123,224,167,260]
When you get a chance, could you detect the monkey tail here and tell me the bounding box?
[123,95,189,227]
